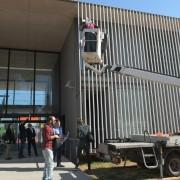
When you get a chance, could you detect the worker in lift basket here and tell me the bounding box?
[80,18,98,52]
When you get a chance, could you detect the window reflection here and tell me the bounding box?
[0,49,59,115]
[8,51,34,114]
[35,53,59,114]
[0,49,8,113]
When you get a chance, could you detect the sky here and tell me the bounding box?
[81,0,180,18]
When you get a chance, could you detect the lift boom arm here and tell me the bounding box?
[84,62,180,88]
[118,66,180,88]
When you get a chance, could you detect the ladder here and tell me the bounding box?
[141,147,158,169]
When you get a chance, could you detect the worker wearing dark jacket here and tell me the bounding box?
[76,119,93,171]
[18,119,28,158]
[26,123,38,156]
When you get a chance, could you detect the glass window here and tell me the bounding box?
[7,50,34,114]
[0,49,8,114]
[0,49,59,116]
[35,53,59,114]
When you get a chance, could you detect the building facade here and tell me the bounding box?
[0,1,179,151]
[78,2,180,149]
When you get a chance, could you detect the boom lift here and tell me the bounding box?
[80,22,180,178]
[93,65,180,178]
[81,31,180,88]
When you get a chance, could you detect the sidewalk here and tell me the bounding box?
[0,151,91,180]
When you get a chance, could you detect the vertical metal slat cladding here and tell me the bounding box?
[78,2,180,148]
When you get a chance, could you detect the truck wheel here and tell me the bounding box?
[164,154,180,177]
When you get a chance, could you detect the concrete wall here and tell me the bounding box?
[52,57,61,114]
[60,20,79,138]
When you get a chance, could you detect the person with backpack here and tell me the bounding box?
[75,119,93,171]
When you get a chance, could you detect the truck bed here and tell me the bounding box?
[108,142,154,150]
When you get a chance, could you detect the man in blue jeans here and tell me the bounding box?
[42,116,59,180]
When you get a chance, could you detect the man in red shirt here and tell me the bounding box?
[42,116,59,180]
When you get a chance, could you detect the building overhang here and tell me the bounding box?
[0,0,77,52]
[0,0,178,53]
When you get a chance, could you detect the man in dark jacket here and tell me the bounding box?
[76,119,92,171]
[26,123,38,156]
[18,119,28,158]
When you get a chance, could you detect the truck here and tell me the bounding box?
[95,66,180,178]
[97,133,180,177]
[80,26,180,178]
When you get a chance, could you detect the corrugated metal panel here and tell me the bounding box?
[78,2,180,148]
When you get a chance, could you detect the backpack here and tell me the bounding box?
[86,132,94,143]
[79,125,89,138]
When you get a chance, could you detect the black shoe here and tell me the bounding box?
[57,164,64,167]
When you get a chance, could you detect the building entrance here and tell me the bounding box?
[0,113,65,145]
[0,115,48,145]
[0,114,65,159]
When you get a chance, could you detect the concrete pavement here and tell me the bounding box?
[0,150,91,180]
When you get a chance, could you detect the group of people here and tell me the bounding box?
[2,121,38,160]
[18,121,38,158]
[2,115,93,180]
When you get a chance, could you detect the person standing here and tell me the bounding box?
[42,116,59,180]
[26,123,38,156]
[4,124,16,160]
[76,119,92,171]
[18,119,28,158]
[53,119,65,167]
